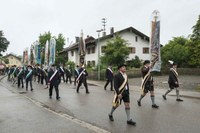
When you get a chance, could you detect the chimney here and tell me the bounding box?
[75,37,79,43]
[110,27,114,34]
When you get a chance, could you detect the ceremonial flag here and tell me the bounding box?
[49,38,56,65]
[30,44,34,65]
[35,41,41,65]
[150,10,161,72]
[23,48,29,65]
[44,40,49,66]
[79,30,85,56]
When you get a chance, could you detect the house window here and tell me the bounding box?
[91,47,95,53]
[11,57,13,59]
[135,36,138,42]
[87,61,91,67]
[92,61,95,66]
[71,51,74,56]
[101,46,106,53]
[130,47,136,54]
[143,47,149,54]
[87,48,91,54]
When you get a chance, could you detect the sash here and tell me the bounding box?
[170,68,178,79]
[49,70,58,82]
[17,69,23,77]
[43,68,48,76]
[75,69,79,75]
[108,68,113,74]
[8,69,10,74]
[76,69,85,82]
[12,68,17,76]
[26,70,32,79]
[60,67,64,73]
[112,73,128,108]
[140,69,151,94]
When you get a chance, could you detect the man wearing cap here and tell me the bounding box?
[76,64,89,94]
[104,64,114,91]
[137,60,159,108]
[25,65,33,91]
[162,62,183,102]
[108,64,136,125]
[48,64,61,100]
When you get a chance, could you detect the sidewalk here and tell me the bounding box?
[87,79,200,99]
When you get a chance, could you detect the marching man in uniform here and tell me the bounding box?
[74,65,79,86]
[76,64,89,94]
[17,66,24,88]
[108,64,136,125]
[48,64,61,100]
[104,64,114,91]
[162,61,183,101]
[137,60,159,108]
[25,65,33,91]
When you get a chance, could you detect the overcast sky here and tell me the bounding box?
[1,0,200,56]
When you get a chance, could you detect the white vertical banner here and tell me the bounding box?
[150,10,161,72]
[44,40,49,66]
[49,38,56,66]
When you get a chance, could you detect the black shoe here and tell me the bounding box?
[22,86,24,88]
[152,104,159,109]
[31,89,33,91]
[49,96,52,99]
[110,89,114,91]
[86,91,90,94]
[108,114,114,121]
[104,87,106,90]
[137,100,141,107]
[176,99,183,102]
[127,119,136,126]
[57,97,61,100]
[162,95,167,100]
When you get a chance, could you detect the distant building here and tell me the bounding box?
[3,53,22,67]
[61,27,150,67]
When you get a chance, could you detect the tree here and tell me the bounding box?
[55,33,66,65]
[0,31,10,56]
[188,15,200,67]
[38,32,65,65]
[101,35,130,67]
[161,36,189,67]
[128,56,142,68]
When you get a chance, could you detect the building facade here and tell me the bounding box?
[64,27,150,67]
[3,53,22,67]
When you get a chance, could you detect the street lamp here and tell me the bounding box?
[96,29,103,80]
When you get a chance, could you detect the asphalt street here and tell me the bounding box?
[0,75,200,133]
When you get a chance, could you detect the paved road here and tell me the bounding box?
[0,75,200,133]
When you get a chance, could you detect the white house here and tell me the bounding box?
[63,27,150,67]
